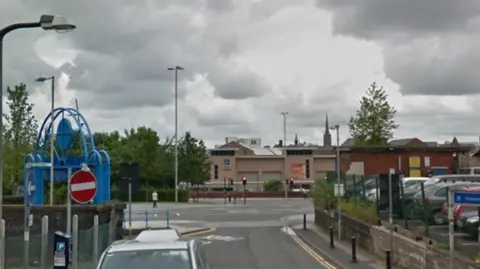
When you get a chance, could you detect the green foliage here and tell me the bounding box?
[3,84,38,191]
[313,179,377,224]
[312,179,336,209]
[340,198,378,224]
[263,180,282,192]
[348,82,399,146]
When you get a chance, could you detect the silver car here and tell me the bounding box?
[96,238,209,269]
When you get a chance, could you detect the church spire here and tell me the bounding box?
[324,113,330,134]
[294,133,299,145]
[323,114,332,146]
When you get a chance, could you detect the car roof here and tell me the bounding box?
[135,228,181,242]
[107,238,193,253]
[403,177,429,181]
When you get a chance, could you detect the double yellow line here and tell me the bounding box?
[288,230,337,269]
[183,227,216,237]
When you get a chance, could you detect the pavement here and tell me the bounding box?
[285,214,387,269]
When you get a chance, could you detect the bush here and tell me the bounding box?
[312,179,336,209]
[340,198,377,224]
[263,180,283,192]
[313,179,377,224]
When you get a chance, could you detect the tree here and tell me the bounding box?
[177,132,210,186]
[348,82,398,146]
[3,83,38,190]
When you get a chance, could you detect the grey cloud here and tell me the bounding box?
[315,0,480,96]
[208,68,272,99]
[11,0,277,109]
[316,0,480,39]
[383,35,480,96]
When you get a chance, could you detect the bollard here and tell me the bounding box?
[166,210,170,228]
[351,236,357,263]
[93,215,99,266]
[385,250,392,269]
[145,210,149,228]
[303,214,307,230]
[329,226,335,249]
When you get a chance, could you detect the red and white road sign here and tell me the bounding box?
[69,169,97,203]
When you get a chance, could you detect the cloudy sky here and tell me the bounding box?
[1,0,479,148]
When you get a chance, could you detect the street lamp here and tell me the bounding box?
[167,66,184,203]
[0,15,75,221]
[35,76,55,205]
[280,112,288,199]
[329,124,341,238]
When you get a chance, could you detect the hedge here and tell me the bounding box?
[111,188,189,202]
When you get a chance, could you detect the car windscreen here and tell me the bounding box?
[99,249,191,269]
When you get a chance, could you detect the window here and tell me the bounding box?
[210,150,235,156]
[195,249,203,269]
[99,249,191,269]
[434,188,448,197]
[286,150,313,156]
[250,140,257,145]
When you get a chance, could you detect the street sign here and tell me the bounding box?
[26,171,36,204]
[69,169,97,203]
[334,184,344,197]
[224,159,230,169]
[453,192,480,206]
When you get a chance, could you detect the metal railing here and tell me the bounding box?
[0,214,117,269]
[123,209,171,230]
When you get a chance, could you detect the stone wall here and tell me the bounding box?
[314,207,480,269]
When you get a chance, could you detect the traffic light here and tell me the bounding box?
[305,160,310,178]
[230,178,234,185]
[214,165,218,179]
[242,176,247,185]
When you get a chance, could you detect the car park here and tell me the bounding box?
[440,185,480,226]
[412,182,480,225]
[457,209,479,238]
[96,238,209,269]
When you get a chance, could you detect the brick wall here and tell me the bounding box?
[314,207,480,269]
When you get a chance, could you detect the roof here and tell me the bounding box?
[107,239,192,253]
[135,229,180,242]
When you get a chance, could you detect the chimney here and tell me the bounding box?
[279,140,283,147]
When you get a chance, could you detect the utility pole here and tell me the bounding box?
[281,112,288,199]
[168,66,184,203]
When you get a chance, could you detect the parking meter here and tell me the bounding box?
[53,231,72,269]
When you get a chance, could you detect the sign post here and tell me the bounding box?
[24,162,51,269]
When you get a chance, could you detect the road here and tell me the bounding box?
[196,227,328,269]
[127,199,334,268]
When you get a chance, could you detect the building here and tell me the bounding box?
[340,137,471,176]
[208,118,337,191]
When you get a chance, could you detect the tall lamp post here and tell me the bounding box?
[280,112,288,198]
[0,15,75,221]
[329,124,341,238]
[167,66,184,203]
[35,76,55,205]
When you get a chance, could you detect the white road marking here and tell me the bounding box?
[71,182,96,192]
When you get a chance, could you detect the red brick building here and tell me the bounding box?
[340,138,469,176]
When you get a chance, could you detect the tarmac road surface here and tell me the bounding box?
[196,226,333,269]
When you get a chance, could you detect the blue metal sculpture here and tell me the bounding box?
[23,107,111,205]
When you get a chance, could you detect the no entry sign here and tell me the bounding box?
[69,169,97,203]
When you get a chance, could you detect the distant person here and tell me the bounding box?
[152,190,158,208]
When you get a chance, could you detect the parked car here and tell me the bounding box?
[441,185,480,226]
[412,182,480,225]
[365,177,429,202]
[457,209,479,238]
